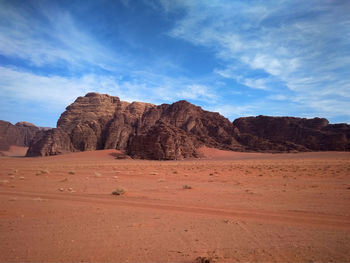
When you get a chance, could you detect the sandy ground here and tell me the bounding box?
[0,146,349,262]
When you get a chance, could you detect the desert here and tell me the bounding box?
[1,1,350,262]
[1,146,349,262]
[1,92,350,262]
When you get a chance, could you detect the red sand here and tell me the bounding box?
[0,147,349,262]
[0,146,29,157]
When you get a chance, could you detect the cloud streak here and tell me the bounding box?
[0,2,121,71]
[158,0,350,121]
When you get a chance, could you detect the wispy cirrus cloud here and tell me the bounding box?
[0,2,120,70]
[0,65,220,126]
[156,0,350,121]
[1,0,349,126]
[0,1,221,126]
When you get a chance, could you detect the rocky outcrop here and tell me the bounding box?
[0,120,45,151]
[25,93,350,159]
[26,93,157,156]
[233,116,350,151]
[127,121,198,160]
[26,93,243,158]
[26,128,73,156]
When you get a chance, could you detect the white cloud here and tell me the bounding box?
[240,78,270,91]
[267,94,288,101]
[0,3,120,70]
[208,104,257,120]
[215,68,272,91]
[0,66,219,113]
[0,66,120,108]
[176,84,217,102]
[159,0,350,121]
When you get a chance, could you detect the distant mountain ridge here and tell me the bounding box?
[21,92,350,159]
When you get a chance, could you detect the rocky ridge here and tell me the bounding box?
[25,93,350,159]
[233,116,350,151]
[0,120,46,151]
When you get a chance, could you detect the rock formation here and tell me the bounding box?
[233,116,350,151]
[0,120,45,151]
[26,93,243,158]
[25,92,350,159]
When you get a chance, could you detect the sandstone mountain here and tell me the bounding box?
[233,116,350,151]
[26,93,243,158]
[0,120,45,151]
[25,92,350,159]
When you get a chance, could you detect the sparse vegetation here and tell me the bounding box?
[195,250,218,263]
[195,256,214,263]
[112,188,126,195]
[183,184,192,189]
[68,171,75,175]
[8,169,18,176]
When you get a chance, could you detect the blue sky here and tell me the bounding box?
[0,0,349,127]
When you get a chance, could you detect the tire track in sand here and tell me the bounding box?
[0,190,349,230]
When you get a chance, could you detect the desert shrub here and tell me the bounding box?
[112,188,126,195]
[183,185,192,189]
[68,171,75,175]
[196,256,214,263]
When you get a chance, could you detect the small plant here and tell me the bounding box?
[68,171,75,175]
[195,256,213,263]
[195,250,218,263]
[183,185,192,189]
[112,188,126,195]
[8,169,18,175]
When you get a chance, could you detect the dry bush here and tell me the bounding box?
[195,250,218,263]
[112,188,126,195]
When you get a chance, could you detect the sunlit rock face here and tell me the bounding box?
[25,93,350,159]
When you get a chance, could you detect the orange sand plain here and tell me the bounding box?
[0,146,349,262]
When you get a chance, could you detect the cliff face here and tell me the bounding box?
[26,93,243,158]
[0,120,45,151]
[25,93,350,159]
[233,116,350,151]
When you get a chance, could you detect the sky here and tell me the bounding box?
[0,0,349,127]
